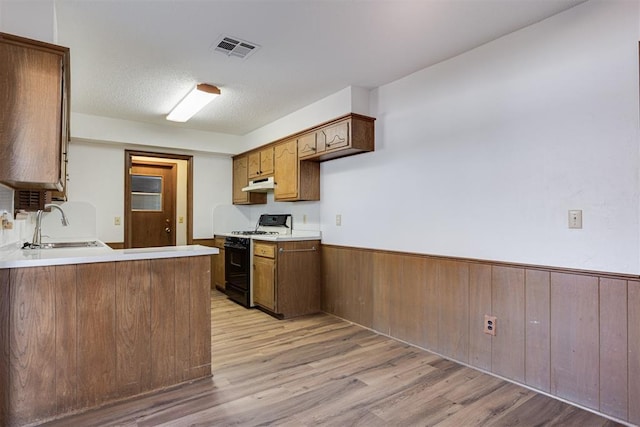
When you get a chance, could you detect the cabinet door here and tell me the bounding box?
[212,247,225,290]
[318,120,349,153]
[260,147,274,176]
[232,156,249,204]
[0,35,68,190]
[248,148,274,179]
[297,132,318,159]
[274,139,298,200]
[233,156,266,205]
[254,255,275,311]
[247,152,261,179]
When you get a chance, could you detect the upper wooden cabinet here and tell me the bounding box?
[274,138,319,202]
[298,114,374,162]
[248,147,274,179]
[0,32,70,192]
[232,155,266,205]
[232,113,374,204]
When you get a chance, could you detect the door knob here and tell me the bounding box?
[165,227,171,233]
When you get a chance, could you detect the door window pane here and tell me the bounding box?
[132,175,162,193]
[131,174,162,211]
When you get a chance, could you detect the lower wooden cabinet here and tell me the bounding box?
[212,236,226,291]
[0,256,211,426]
[252,240,320,318]
[253,245,276,310]
[194,237,225,291]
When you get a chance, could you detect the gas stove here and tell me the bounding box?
[224,214,292,308]
[230,214,293,237]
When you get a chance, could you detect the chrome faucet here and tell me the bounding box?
[32,204,70,247]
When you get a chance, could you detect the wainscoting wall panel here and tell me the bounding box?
[491,266,525,383]
[468,264,491,371]
[629,281,640,425]
[321,244,638,424]
[524,269,550,393]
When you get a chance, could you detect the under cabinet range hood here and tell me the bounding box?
[242,176,275,192]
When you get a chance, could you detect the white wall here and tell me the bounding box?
[0,0,56,43]
[193,152,233,238]
[68,140,231,242]
[241,86,370,152]
[73,113,241,155]
[320,0,640,274]
[5,0,640,275]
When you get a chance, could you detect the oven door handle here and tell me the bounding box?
[224,243,247,250]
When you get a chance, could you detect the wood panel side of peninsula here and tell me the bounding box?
[0,255,211,426]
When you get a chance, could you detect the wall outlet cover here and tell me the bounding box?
[484,314,497,336]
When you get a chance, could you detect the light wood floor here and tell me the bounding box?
[42,290,622,427]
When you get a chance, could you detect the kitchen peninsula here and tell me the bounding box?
[0,243,218,426]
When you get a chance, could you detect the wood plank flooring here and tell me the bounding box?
[40,291,623,427]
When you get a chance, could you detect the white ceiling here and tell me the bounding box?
[54,0,586,136]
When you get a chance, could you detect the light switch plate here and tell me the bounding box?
[568,210,582,229]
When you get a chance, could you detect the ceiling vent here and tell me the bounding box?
[213,35,260,60]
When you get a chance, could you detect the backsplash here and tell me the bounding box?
[0,184,12,213]
[0,196,99,249]
[0,184,23,248]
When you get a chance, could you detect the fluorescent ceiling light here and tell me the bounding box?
[166,83,220,122]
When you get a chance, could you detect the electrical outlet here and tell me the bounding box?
[114,216,121,226]
[179,216,184,224]
[484,315,497,336]
[303,214,307,224]
[336,214,342,226]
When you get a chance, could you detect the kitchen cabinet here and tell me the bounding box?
[232,155,266,205]
[297,114,374,162]
[212,236,226,291]
[252,239,321,319]
[0,32,70,192]
[253,242,276,310]
[233,113,374,204]
[274,138,320,201]
[193,237,224,290]
[248,147,274,179]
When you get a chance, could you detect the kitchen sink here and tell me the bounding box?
[23,240,104,249]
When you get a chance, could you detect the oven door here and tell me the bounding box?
[224,239,250,307]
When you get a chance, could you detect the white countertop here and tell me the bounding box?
[0,241,219,269]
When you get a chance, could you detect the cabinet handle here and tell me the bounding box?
[326,135,344,147]
[278,246,316,253]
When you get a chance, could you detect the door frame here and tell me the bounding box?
[124,150,194,248]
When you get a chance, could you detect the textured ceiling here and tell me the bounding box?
[53,0,586,136]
